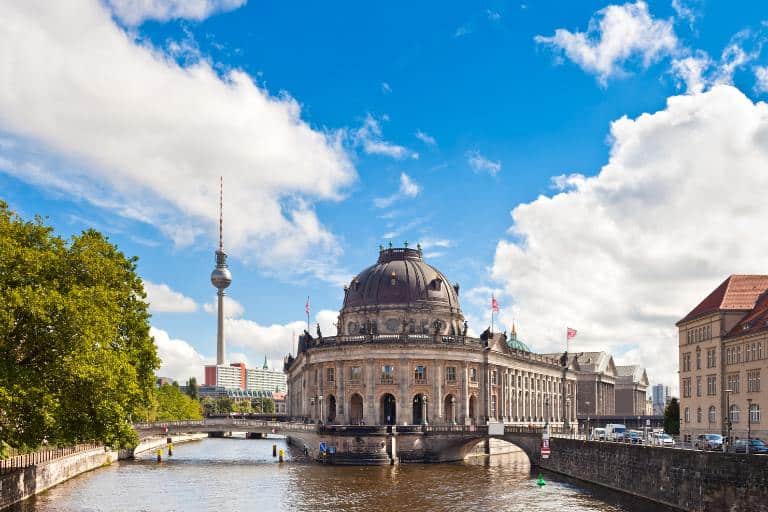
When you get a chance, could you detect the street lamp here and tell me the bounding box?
[585,401,591,439]
[724,388,733,452]
[747,398,753,455]
[544,397,550,428]
[318,395,324,424]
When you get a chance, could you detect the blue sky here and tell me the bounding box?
[3,1,768,390]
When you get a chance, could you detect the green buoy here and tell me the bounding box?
[536,473,546,487]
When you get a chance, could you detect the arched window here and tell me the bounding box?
[749,403,760,424]
[696,407,702,423]
[708,406,716,424]
[684,407,690,423]
[729,404,740,423]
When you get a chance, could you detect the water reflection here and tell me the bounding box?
[18,438,655,512]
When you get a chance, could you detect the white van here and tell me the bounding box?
[590,427,607,441]
[605,424,627,441]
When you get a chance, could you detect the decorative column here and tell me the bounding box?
[451,396,457,425]
[422,395,429,425]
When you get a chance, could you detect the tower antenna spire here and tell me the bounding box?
[219,175,223,252]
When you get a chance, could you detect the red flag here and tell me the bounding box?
[567,327,577,339]
[305,296,311,316]
[491,295,499,313]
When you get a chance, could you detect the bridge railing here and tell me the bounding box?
[0,443,102,475]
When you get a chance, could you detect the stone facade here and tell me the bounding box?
[677,275,768,442]
[615,365,649,416]
[285,247,577,431]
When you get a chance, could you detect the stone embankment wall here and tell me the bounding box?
[539,438,768,512]
[0,433,207,510]
[0,447,117,510]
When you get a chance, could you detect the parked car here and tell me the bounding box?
[605,424,627,442]
[626,430,644,444]
[651,432,675,447]
[694,433,723,450]
[733,439,768,454]
[591,428,607,441]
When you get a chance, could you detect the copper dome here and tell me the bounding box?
[342,247,461,314]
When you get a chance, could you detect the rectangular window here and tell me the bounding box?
[470,367,478,383]
[707,375,716,396]
[381,365,395,384]
[682,353,691,372]
[748,370,761,393]
[490,395,497,419]
[414,365,427,384]
[727,373,740,394]
[350,366,362,382]
[696,376,701,397]
[759,342,764,360]
[446,366,456,383]
[490,370,497,385]
[327,367,335,383]
[696,350,701,370]
[750,404,761,424]
[707,349,716,369]
[682,378,691,398]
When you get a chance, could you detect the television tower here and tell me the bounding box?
[210,177,232,365]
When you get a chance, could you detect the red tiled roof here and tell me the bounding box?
[725,291,768,339]
[677,275,768,325]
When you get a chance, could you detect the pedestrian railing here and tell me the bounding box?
[0,443,101,474]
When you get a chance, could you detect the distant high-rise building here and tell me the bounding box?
[204,363,246,390]
[651,384,671,415]
[246,357,287,393]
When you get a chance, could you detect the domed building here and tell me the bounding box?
[285,246,577,428]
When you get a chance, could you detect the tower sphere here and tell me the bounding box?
[211,264,232,289]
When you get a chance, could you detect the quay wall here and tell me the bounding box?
[539,438,768,512]
[0,447,116,510]
[1,433,208,510]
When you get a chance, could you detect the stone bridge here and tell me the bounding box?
[133,419,547,465]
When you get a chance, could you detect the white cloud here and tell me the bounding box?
[107,0,247,25]
[487,9,501,22]
[374,172,421,208]
[670,31,765,94]
[671,0,699,27]
[0,1,355,282]
[534,1,677,85]
[352,115,418,160]
[466,151,501,176]
[143,280,198,313]
[225,309,339,367]
[755,66,768,94]
[415,130,437,146]
[203,295,245,318]
[454,25,471,38]
[490,85,768,393]
[418,237,453,250]
[670,51,712,94]
[381,82,392,94]
[152,326,211,383]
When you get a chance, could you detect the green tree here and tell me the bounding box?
[185,376,199,400]
[251,397,275,414]
[154,384,202,421]
[234,399,252,414]
[0,202,159,449]
[216,397,234,414]
[664,398,680,435]
[200,397,217,416]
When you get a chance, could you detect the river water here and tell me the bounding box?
[17,437,660,512]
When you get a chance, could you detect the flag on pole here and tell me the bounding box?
[305,296,311,316]
[491,295,499,313]
[567,327,577,339]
